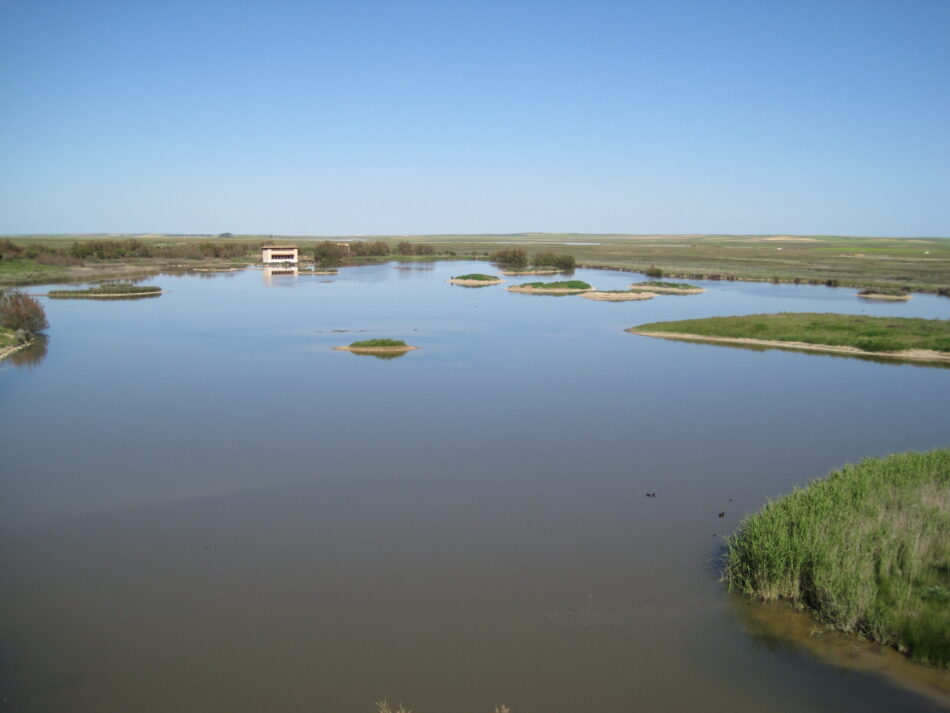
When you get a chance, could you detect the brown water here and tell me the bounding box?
[1,263,949,712]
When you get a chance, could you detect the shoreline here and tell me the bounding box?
[627,329,950,363]
[0,338,34,362]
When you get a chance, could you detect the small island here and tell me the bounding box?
[628,280,705,294]
[333,338,417,355]
[581,289,656,301]
[47,284,164,299]
[724,449,950,667]
[448,274,503,286]
[627,313,950,363]
[857,287,910,301]
[507,280,593,295]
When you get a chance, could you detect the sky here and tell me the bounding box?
[1,0,948,236]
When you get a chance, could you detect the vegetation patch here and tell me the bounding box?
[629,313,950,358]
[349,339,408,348]
[522,280,590,289]
[48,284,163,298]
[723,449,950,666]
[629,280,704,294]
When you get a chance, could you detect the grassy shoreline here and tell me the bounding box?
[723,450,950,666]
[629,314,950,356]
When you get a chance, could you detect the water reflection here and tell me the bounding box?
[344,349,408,360]
[263,266,298,285]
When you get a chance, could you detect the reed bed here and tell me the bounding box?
[724,449,950,666]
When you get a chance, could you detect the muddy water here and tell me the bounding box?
[1,262,949,712]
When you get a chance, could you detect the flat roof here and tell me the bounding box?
[262,246,298,250]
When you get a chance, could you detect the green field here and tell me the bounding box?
[2,233,949,292]
[724,449,950,666]
[631,314,950,353]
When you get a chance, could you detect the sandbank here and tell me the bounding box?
[627,329,950,363]
[581,290,656,301]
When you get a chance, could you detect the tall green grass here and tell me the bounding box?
[350,338,408,348]
[520,280,591,289]
[724,449,950,666]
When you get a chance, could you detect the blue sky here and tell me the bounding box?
[1,0,948,236]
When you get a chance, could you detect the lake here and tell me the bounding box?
[2,262,949,712]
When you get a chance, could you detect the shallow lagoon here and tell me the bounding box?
[2,262,949,712]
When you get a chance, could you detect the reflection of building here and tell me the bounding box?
[262,245,299,264]
[263,266,298,285]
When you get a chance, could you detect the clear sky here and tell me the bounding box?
[1,0,948,236]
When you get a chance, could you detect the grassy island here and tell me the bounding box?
[334,338,417,355]
[629,280,704,294]
[858,287,910,301]
[628,313,950,362]
[448,273,502,286]
[508,280,592,294]
[724,449,950,666]
[48,284,163,299]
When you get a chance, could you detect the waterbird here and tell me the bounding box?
[645,492,656,498]
[718,512,725,518]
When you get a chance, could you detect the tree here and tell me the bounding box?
[0,292,48,333]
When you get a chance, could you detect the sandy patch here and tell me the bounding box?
[581,290,656,301]
[627,330,950,363]
[448,278,502,287]
[858,292,910,301]
[628,283,705,295]
[192,267,244,273]
[333,345,417,354]
[507,285,593,295]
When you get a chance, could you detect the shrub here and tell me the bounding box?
[314,241,343,266]
[533,252,576,270]
[0,292,48,333]
[644,265,664,278]
[490,248,529,269]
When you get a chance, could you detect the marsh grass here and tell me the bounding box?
[452,274,498,281]
[634,313,950,353]
[859,287,908,297]
[724,449,950,666]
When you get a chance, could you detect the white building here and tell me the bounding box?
[261,245,299,265]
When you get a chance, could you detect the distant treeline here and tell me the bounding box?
[0,237,251,264]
